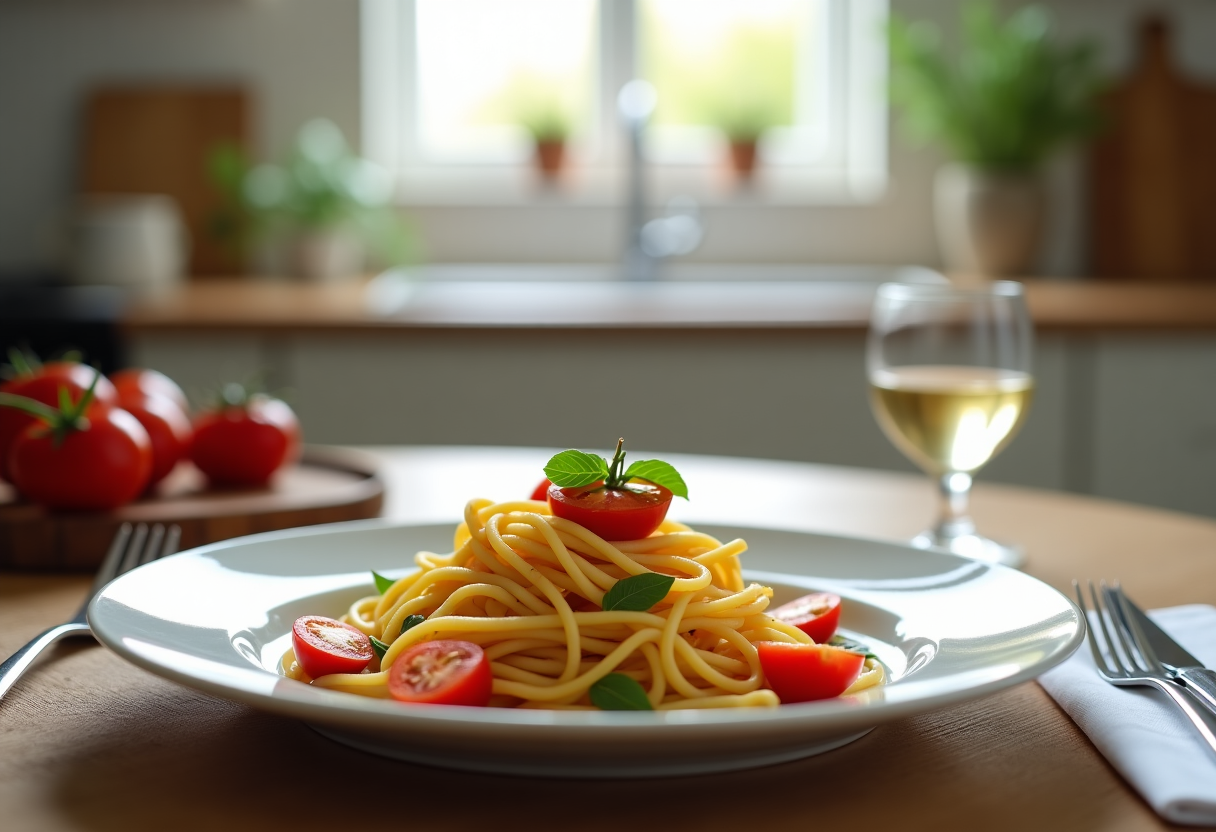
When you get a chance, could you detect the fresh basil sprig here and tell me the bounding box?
[543,439,688,499]
[828,634,878,661]
[372,571,395,594]
[601,573,676,612]
[589,673,653,711]
[369,635,390,659]
[400,614,426,634]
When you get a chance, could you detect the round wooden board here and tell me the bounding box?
[0,445,384,571]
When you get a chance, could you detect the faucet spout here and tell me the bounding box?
[619,80,658,281]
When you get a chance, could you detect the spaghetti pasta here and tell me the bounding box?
[283,498,883,709]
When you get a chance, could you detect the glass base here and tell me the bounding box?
[911,530,1026,569]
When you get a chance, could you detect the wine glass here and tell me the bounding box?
[867,281,1034,567]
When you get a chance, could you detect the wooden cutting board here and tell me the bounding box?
[80,86,249,277]
[1089,19,1216,281]
[0,446,384,571]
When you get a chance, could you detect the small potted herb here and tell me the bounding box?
[889,1,1102,276]
[210,119,417,282]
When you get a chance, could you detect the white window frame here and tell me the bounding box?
[361,0,887,206]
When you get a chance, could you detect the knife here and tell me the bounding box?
[1118,593,1216,716]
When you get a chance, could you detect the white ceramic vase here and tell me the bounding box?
[933,163,1044,277]
[290,229,364,283]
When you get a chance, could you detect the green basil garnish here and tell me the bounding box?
[589,673,653,711]
[372,571,395,594]
[601,573,676,612]
[400,614,426,634]
[369,635,390,659]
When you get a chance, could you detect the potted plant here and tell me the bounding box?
[518,105,572,182]
[210,119,416,282]
[889,1,1102,276]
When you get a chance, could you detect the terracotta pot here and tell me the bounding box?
[534,139,565,180]
[728,140,759,179]
[934,163,1045,276]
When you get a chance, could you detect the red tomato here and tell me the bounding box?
[388,639,492,706]
[529,478,552,501]
[291,615,374,678]
[9,407,152,510]
[120,395,193,487]
[770,592,843,644]
[757,642,865,704]
[190,395,301,486]
[548,481,672,540]
[0,362,118,482]
[110,368,190,413]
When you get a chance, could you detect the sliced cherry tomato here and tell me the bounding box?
[388,639,492,706]
[9,406,152,510]
[0,362,117,482]
[770,592,843,644]
[190,394,301,486]
[529,478,552,501]
[757,641,865,704]
[548,481,672,540]
[291,615,373,678]
[118,394,193,487]
[110,368,190,413]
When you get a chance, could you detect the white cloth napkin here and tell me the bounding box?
[1039,604,1216,826]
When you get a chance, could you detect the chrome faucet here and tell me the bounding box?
[617,80,702,281]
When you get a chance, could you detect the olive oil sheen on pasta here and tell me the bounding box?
[869,365,1034,476]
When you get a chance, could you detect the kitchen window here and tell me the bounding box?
[361,0,887,205]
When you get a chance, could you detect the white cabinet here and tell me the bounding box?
[127,327,1210,517]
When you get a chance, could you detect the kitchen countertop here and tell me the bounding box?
[119,275,1216,333]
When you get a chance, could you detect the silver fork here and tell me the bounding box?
[1075,579,1216,759]
[0,522,180,702]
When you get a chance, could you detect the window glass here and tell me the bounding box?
[639,0,825,161]
[415,0,599,162]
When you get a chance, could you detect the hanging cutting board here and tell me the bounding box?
[1089,19,1216,281]
[80,86,249,277]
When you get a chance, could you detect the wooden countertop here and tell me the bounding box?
[5,446,1216,830]
[120,276,1216,334]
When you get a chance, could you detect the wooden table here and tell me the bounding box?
[3,446,1216,831]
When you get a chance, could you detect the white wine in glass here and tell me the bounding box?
[868,282,1034,567]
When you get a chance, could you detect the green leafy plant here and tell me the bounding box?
[209,119,417,266]
[888,1,1103,172]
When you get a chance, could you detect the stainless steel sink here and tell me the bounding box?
[364,263,946,326]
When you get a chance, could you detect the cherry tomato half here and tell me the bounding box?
[757,642,865,704]
[529,478,552,501]
[770,592,843,644]
[110,368,190,414]
[388,639,492,707]
[291,615,373,679]
[119,394,193,488]
[9,406,152,510]
[0,362,118,482]
[190,395,301,486]
[548,481,672,540]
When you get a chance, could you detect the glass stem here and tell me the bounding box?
[932,471,976,543]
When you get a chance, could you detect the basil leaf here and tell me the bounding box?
[369,635,390,659]
[400,614,426,634]
[589,673,653,711]
[829,634,878,660]
[372,571,395,594]
[622,459,689,499]
[601,573,676,612]
[544,450,609,488]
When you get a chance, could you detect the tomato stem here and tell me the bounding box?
[0,371,99,449]
[605,437,627,488]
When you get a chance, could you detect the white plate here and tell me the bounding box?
[89,519,1083,778]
